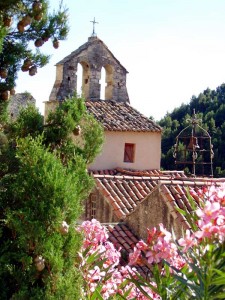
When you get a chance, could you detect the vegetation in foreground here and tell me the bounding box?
[0,96,104,299]
[78,184,225,299]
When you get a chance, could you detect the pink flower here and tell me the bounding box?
[136,240,148,250]
[159,223,172,241]
[178,229,196,252]
[87,266,106,281]
[147,226,157,244]
[195,222,215,239]
[196,201,220,223]
[146,250,158,264]
[216,214,225,226]
[129,247,141,265]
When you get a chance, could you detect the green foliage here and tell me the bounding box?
[81,114,105,164]
[0,95,104,299]
[166,195,225,299]
[0,136,83,299]
[45,96,86,144]
[44,96,104,165]
[166,243,225,300]
[11,104,44,138]
[0,0,69,102]
[159,83,225,177]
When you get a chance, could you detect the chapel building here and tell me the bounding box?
[45,35,162,171]
[44,35,225,269]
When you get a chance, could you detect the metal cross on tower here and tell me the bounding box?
[90,17,98,37]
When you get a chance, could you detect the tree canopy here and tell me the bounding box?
[0,96,104,299]
[159,83,225,177]
[0,2,106,298]
[0,0,68,104]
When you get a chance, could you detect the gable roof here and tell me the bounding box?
[91,168,185,177]
[92,168,187,219]
[159,178,225,229]
[92,168,225,221]
[86,100,162,132]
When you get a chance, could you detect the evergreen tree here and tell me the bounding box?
[0,0,69,115]
[159,83,225,177]
[0,2,104,298]
[0,96,104,299]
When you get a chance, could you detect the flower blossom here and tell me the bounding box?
[178,229,197,252]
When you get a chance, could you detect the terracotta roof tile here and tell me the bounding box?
[117,236,126,245]
[117,209,127,219]
[123,242,132,251]
[86,100,162,132]
[105,223,151,275]
[112,230,120,238]
[159,178,225,228]
[93,169,190,218]
[91,168,187,178]
[93,168,225,224]
[111,201,121,211]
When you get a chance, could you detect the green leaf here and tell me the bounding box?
[90,285,104,300]
[175,207,187,216]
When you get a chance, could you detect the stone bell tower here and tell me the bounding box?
[48,36,129,103]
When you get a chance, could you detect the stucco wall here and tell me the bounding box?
[126,188,183,240]
[89,131,161,170]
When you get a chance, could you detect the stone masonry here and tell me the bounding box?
[8,92,36,119]
[49,36,129,103]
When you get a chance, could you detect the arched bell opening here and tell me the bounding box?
[76,63,83,96]
[100,67,106,100]
[99,64,114,100]
[104,64,113,100]
[78,61,90,99]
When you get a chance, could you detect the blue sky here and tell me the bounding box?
[16,0,225,120]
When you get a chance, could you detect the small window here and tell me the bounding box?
[124,143,135,163]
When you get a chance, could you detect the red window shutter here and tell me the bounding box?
[124,143,135,162]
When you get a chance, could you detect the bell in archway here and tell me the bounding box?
[187,136,200,150]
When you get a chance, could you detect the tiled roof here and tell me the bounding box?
[85,100,162,132]
[93,167,225,221]
[106,222,150,275]
[159,178,225,229]
[93,169,187,220]
[91,167,186,178]
[95,175,157,219]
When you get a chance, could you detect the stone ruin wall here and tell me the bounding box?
[8,93,36,119]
